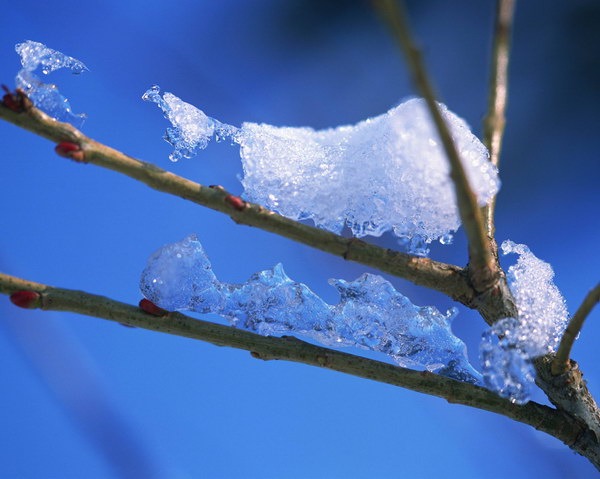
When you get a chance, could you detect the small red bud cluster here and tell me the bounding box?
[1,85,25,113]
[55,142,86,163]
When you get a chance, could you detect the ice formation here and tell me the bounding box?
[15,41,88,128]
[144,86,500,253]
[142,86,236,161]
[140,234,482,384]
[480,240,569,404]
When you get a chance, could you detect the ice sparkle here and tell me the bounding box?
[140,234,482,384]
[480,241,569,404]
[15,40,88,128]
[144,87,500,251]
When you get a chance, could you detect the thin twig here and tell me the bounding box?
[0,271,585,448]
[482,0,516,237]
[552,283,600,375]
[373,0,495,292]
[0,100,474,304]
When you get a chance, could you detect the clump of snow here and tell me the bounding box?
[141,234,482,384]
[238,99,498,244]
[14,41,88,128]
[502,240,569,355]
[144,87,499,252]
[480,240,568,404]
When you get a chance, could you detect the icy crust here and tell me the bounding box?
[144,87,499,248]
[480,241,569,404]
[502,240,569,355]
[140,235,482,384]
[15,41,88,128]
[480,318,537,405]
[238,100,498,244]
[142,85,237,162]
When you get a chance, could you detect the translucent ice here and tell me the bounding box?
[480,241,568,404]
[142,85,237,162]
[480,318,537,404]
[145,87,499,248]
[140,234,482,384]
[14,41,88,128]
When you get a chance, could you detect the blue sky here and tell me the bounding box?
[0,1,599,477]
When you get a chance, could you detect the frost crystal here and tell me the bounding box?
[502,240,569,355]
[140,235,482,384]
[480,241,568,404]
[15,41,88,128]
[142,86,237,162]
[144,87,499,250]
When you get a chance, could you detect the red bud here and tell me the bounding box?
[55,142,86,163]
[10,291,41,309]
[224,194,246,211]
[139,298,168,317]
[1,85,24,113]
[2,93,21,112]
[209,184,225,191]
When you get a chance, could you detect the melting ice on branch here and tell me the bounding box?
[480,240,569,404]
[142,85,237,162]
[144,86,500,252]
[140,234,482,384]
[15,41,88,128]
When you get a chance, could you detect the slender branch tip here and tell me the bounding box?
[552,282,600,375]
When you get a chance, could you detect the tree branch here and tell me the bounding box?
[479,1,600,457]
[371,7,600,463]
[4,56,600,469]
[373,0,495,293]
[534,285,600,455]
[482,0,516,238]
[552,283,600,375]
[0,99,474,305]
[0,271,591,457]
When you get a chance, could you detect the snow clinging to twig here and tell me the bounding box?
[480,241,569,404]
[14,40,88,128]
[140,234,482,384]
[144,86,500,254]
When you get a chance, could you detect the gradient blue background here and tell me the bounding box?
[1,1,599,477]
